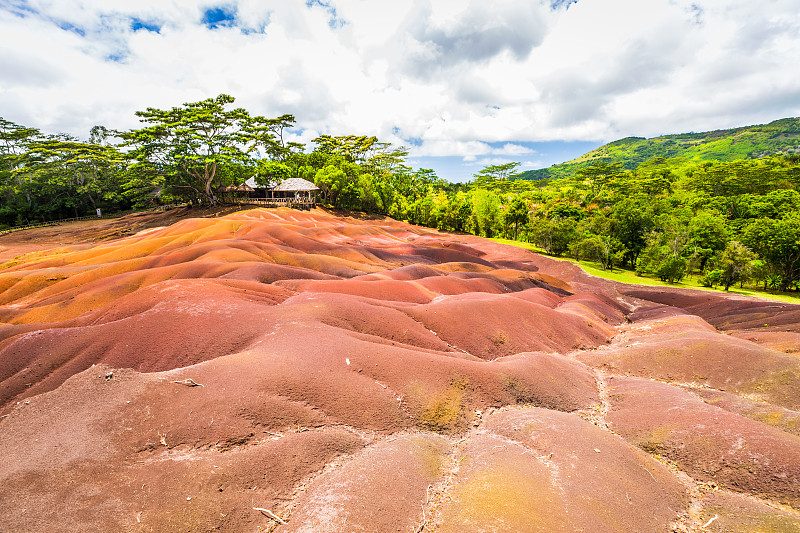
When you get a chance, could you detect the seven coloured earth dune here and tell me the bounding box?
[1,207,800,532]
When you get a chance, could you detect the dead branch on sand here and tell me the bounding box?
[640,464,657,482]
[254,507,287,524]
[171,378,204,387]
[414,483,434,532]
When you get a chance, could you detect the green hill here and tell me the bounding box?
[521,117,800,181]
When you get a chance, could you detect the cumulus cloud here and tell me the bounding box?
[397,1,550,79]
[0,0,799,180]
[494,143,535,156]
[0,47,65,87]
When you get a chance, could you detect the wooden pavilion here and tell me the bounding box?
[268,178,320,208]
[219,183,255,202]
[221,177,320,208]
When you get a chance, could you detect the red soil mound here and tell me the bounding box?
[731,329,800,354]
[580,306,800,410]
[2,207,800,531]
[624,286,800,332]
[607,376,800,509]
[0,363,367,532]
[0,209,615,413]
[476,407,688,532]
[0,279,293,407]
[684,386,800,437]
[405,291,615,359]
[698,490,800,532]
[285,432,448,532]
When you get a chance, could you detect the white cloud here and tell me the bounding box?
[469,156,529,168]
[394,0,551,80]
[0,0,798,173]
[494,143,535,156]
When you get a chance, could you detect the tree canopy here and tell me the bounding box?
[120,94,295,205]
[3,98,800,297]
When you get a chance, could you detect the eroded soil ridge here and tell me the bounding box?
[1,207,799,532]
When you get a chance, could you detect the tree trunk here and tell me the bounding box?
[204,181,218,205]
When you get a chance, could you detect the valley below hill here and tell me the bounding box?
[1,207,800,532]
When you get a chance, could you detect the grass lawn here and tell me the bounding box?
[491,237,800,304]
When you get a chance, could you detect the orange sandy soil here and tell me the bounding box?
[1,207,799,532]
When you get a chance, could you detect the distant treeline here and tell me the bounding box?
[2,95,800,291]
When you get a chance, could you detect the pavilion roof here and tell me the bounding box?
[271,178,320,192]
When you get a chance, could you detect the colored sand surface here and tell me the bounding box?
[1,207,799,532]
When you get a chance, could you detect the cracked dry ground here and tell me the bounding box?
[1,208,800,532]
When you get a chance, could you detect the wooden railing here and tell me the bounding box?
[151,203,185,211]
[0,204,187,236]
[0,199,314,236]
[225,197,316,208]
[0,215,101,236]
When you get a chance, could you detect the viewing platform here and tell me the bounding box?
[226,197,316,208]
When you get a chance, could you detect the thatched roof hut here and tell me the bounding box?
[269,178,319,208]
[220,183,255,193]
[271,178,320,192]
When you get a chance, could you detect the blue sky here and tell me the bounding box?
[1,0,799,182]
[409,140,600,181]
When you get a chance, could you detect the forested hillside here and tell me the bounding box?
[520,117,800,181]
[2,95,800,294]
